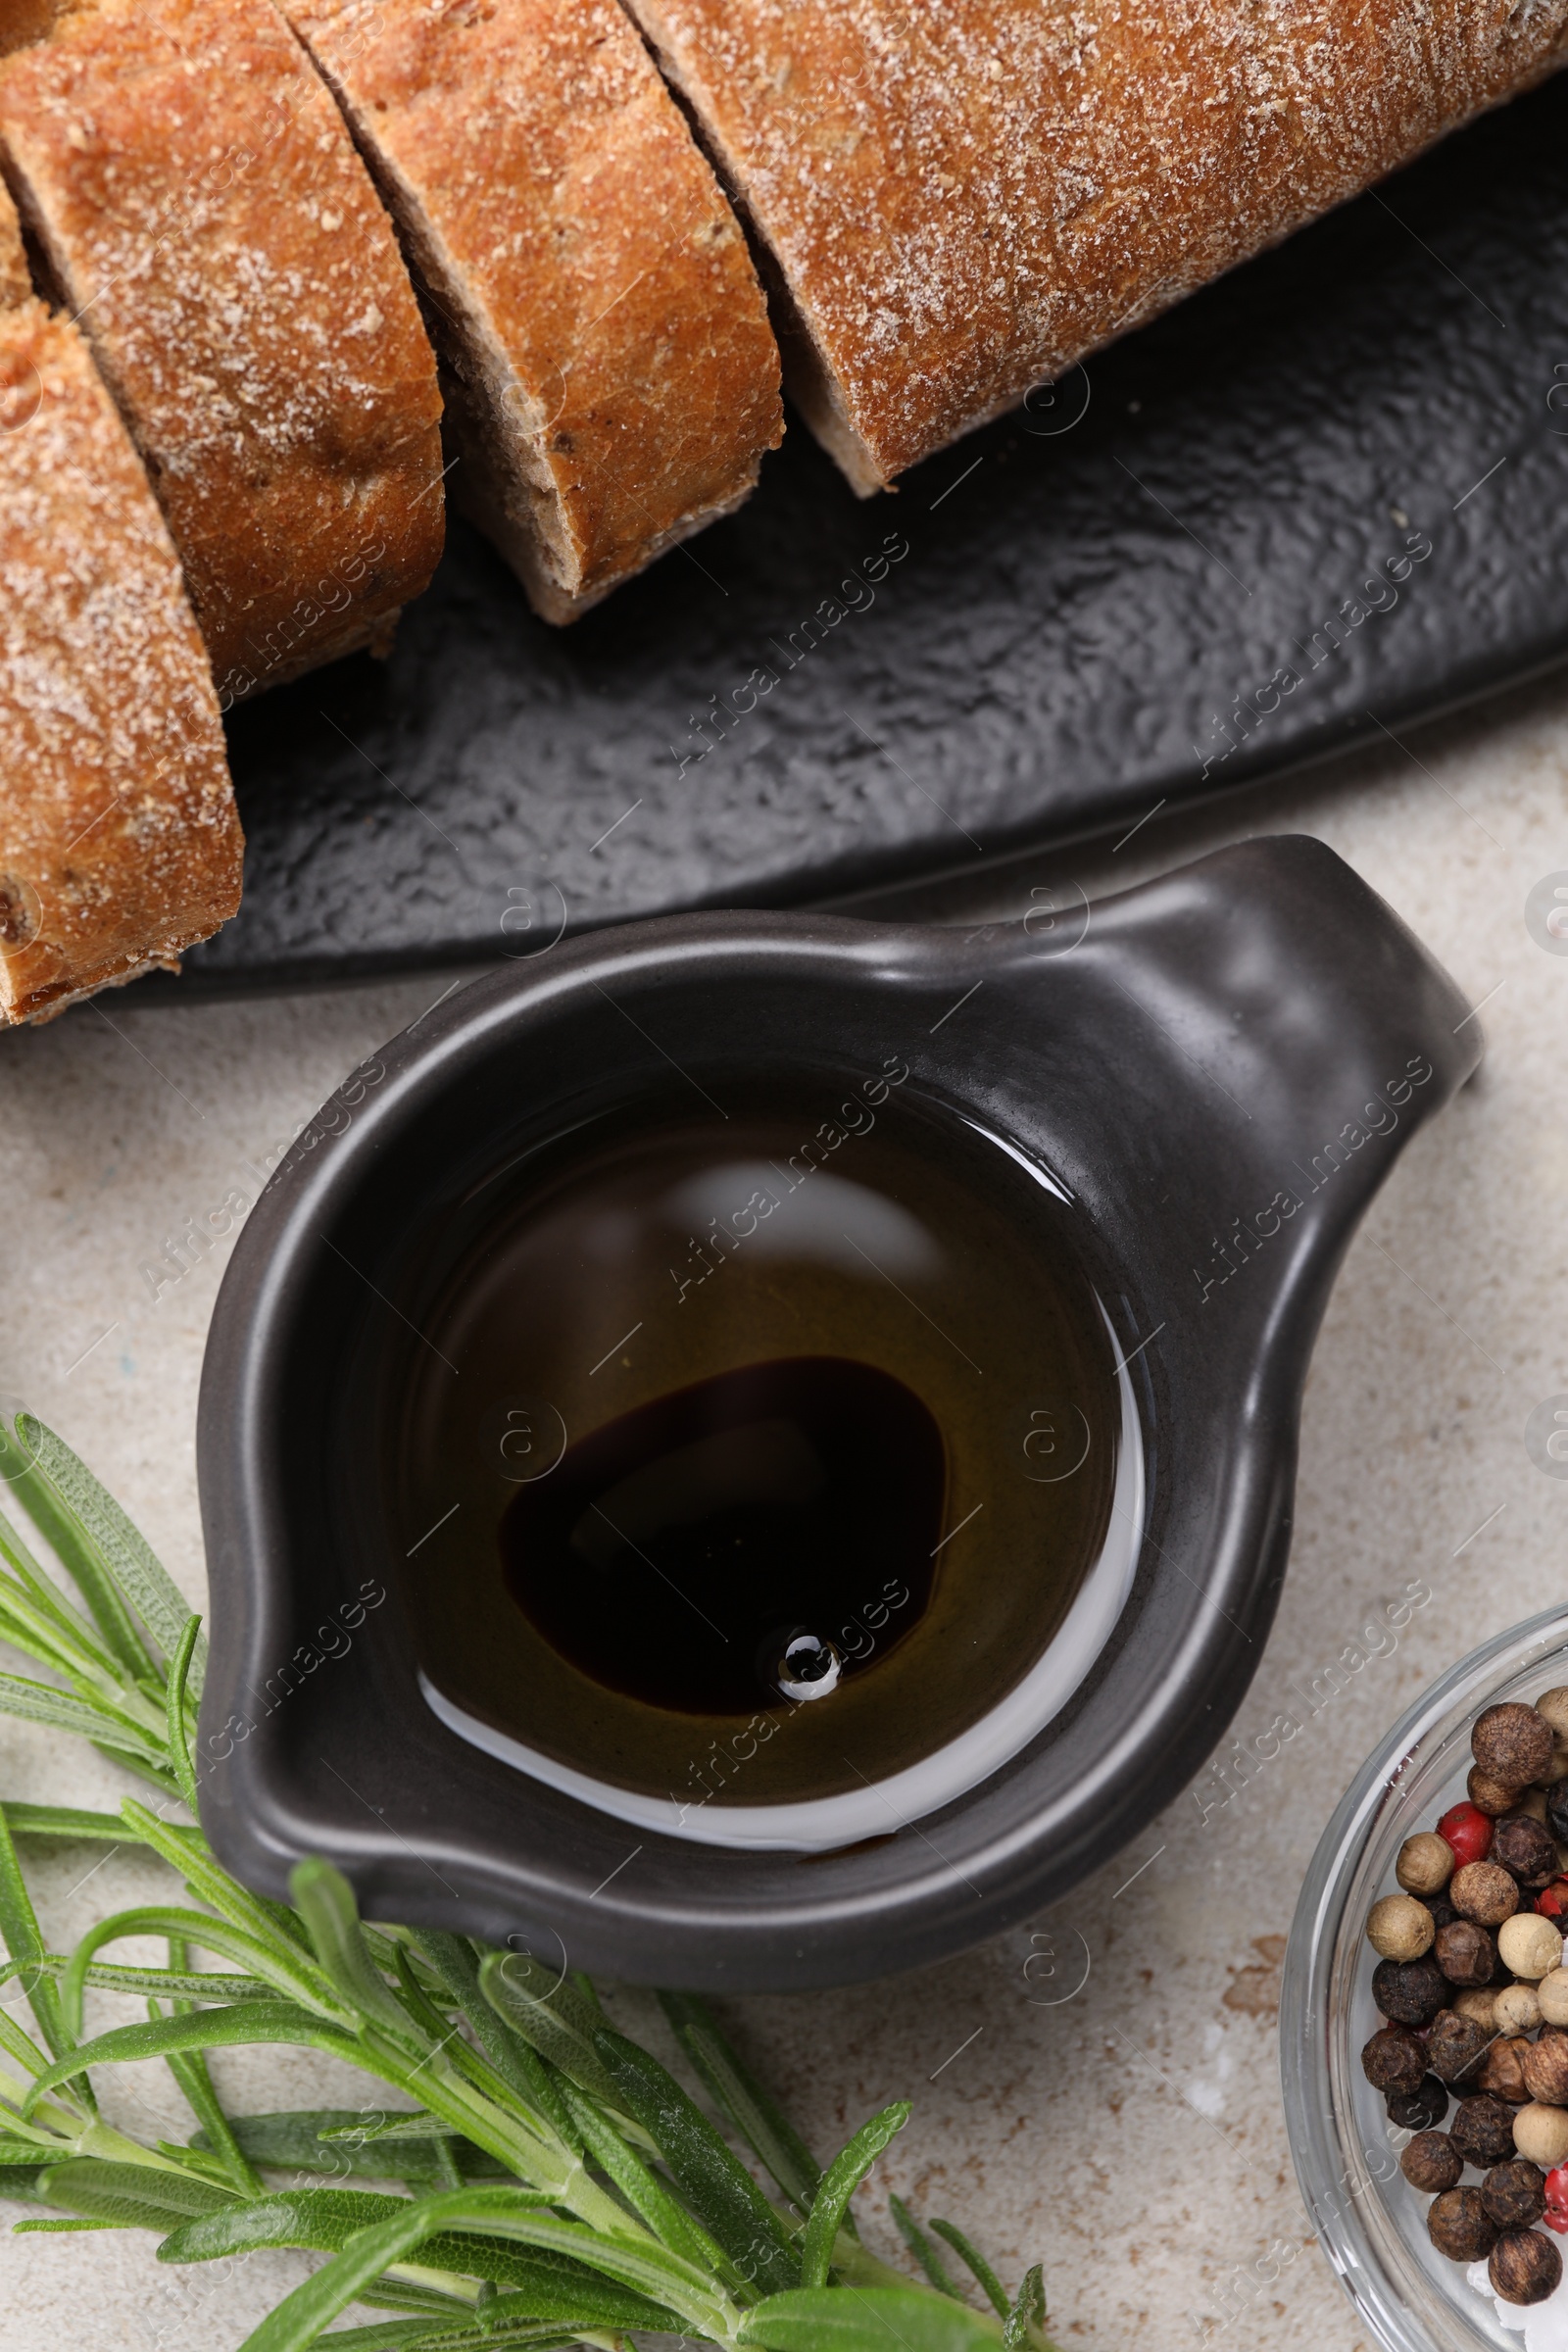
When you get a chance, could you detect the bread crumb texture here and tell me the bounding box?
[285,0,781,618]
[0,0,446,703]
[628,0,1568,485]
[0,302,242,1025]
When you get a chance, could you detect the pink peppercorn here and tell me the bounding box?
[1439,1802,1494,1870]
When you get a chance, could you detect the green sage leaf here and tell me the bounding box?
[800,2104,909,2289]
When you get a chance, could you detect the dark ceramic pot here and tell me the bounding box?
[196,836,1479,1988]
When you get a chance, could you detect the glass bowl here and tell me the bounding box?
[1282,1605,1568,2352]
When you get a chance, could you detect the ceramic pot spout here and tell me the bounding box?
[980,831,1479,1348]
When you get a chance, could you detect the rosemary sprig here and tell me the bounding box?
[0,1406,1062,2352]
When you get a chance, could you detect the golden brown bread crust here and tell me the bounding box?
[0,0,68,60]
[0,0,446,704]
[0,300,242,1026]
[283,0,780,622]
[0,153,27,302]
[626,0,1568,492]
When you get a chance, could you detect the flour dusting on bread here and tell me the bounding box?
[284,0,781,622]
[626,0,1568,490]
[0,258,242,1024]
[0,0,446,704]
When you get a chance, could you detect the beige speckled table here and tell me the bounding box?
[4,663,1568,2352]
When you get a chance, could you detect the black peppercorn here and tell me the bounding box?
[1478,2036,1532,2103]
[1422,1893,1458,1933]
[1482,2162,1547,2231]
[1546,1779,1568,1846]
[1401,2131,1462,2192]
[1362,2022,1427,2098]
[1361,2024,1427,2097]
[1373,1956,1448,2027]
[1474,1704,1556,1790]
[1436,1918,1497,1986]
[1491,2230,1563,2307]
[1451,2094,1520,2170]
[1472,1765,1529,1817]
[1494,1815,1560,1888]
[1452,1859,1522,1927]
[1429,2186,1499,2262]
[1427,2009,1492,2084]
[1387,2073,1449,2131]
[1521,2028,1568,2106]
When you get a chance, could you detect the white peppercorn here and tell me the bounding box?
[1498,1913,1564,1982]
[1495,1983,1544,2035]
[1515,2106,1568,2168]
[1367,1892,1436,1961]
[1396,1831,1455,1896]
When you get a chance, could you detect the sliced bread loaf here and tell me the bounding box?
[0,124,27,302]
[0,1,67,60]
[282,0,781,622]
[624,0,1568,493]
[0,176,242,1026]
[0,0,446,706]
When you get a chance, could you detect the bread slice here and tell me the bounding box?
[0,1,67,60]
[0,0,446,706]
[0,192,243,1025]
[0,125,27,302]
[282,0,781,623]
[624,0,1568,494]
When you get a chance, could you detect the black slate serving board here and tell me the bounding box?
[179,72,1568,993]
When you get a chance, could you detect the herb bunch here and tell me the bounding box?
[0,1408,1057,2352]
